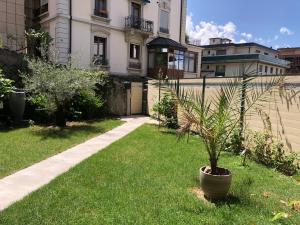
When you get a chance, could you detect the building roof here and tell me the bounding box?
[147,37,187,51]
[202,54,290,68]
[201,42,278,53]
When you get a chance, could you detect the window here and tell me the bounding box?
[184,52,198,73]
[265,66,268,74]
[264,52,269,55]
[276,68,278,75]
[259,65,263,73]
[160,10,169,34]
[216,49,226,55]
[256,50,261,54]
[208,50,211,55]
[168,50,184,70]
[270,67,274,74]
[95,0,107,18]
[39,0,48,14]
[131,3,141,19]
[130,44,140,60]
[93,36,106,65]
[280,69,283,74]
[216,65,226,77]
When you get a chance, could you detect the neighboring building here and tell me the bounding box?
[201,38,290,77]
[28,0,202,79]
[27,0,202,115]
[278,47,300,74]
[0,0,26,51]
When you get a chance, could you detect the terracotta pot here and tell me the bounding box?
[199,166,232,200]
[9,90,25,123]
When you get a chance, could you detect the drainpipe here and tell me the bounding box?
[69,0,72,55]
[179,0,183,43]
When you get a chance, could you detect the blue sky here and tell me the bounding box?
[187,0,300,49]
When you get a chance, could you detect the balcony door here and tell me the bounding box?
[131,2,141,19]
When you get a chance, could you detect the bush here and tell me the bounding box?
[250,131,299,176]
[225,127,244,154]
[67,91,104,121]
[0,69,14,100]
[23,59,98,126]
[153,94,178,129]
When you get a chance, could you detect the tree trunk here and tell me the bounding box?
[55,105,66,127]
[210,158,218,175]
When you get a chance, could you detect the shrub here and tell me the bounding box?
[250,131,299,176]
[23,59,98,127]
[0,69,14,99]
[225,127,244,154]
[153,94,178,129]
[67,91,104,121]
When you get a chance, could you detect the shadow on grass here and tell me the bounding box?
[31,121,107,140]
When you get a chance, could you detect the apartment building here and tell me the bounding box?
[30,0,201,78]
[278,47,300,74]
[201,38,290,77]
[29,0,202,115]
[0,0,26,51]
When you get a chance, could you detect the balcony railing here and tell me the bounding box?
[129,62,142,70]
[125,16,153,33]
[94,9,108,18]
[33,3,48,17]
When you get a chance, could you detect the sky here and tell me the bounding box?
[186,0,300,49]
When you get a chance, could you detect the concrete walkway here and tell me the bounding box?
[0,116,151,211]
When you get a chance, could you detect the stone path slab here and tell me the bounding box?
[0,116,151,211]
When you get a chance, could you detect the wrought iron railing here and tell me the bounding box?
[125,16,153,33]
[129,62,142,70]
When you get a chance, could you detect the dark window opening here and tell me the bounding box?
[95,0,108,18]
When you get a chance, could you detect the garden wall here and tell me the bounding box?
[147,75,300,153]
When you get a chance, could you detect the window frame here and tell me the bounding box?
[184,51,198,73]
[95,0,108,18]
[93,36,107,65]
[130,43,141,60]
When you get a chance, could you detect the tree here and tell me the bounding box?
[173,76,296,175]
[23,59,99,127]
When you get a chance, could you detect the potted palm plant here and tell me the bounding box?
[172,75,289,200]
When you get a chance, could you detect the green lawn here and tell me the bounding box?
[0,125,299,225]
[0,119,123,178]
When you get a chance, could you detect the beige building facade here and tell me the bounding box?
[31,0,201,79]
[0,0,26,51]
[201,38,290,77]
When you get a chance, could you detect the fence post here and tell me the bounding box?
[239,73,247,147]
[201,75,206,111]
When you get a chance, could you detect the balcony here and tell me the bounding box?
[128,62,142,70]
[125,16,153,34]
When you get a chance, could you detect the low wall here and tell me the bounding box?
[147,75,300,153]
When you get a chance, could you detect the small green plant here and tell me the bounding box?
[153,94,178,129]
[250,131,299,176]
[0,69,14,99]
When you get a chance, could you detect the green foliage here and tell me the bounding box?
[153,94,178,129]
[23,59,98,126]
[173,76,298,175]
[0,69,14,99]
[250,131,299,176]
[225,127,244,154]
[67,91,104,120]
[25,29,53,58]
[0,37,3,48]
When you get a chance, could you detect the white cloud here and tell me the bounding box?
[274,35,279,40]
[238,39,247,43]
[186,14,237,45]
[241,32,252,40]
[280,27,294,35]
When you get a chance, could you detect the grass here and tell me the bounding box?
[0,119,123,178]
[0,125,299,225]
